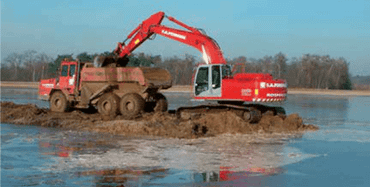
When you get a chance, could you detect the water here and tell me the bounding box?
[1,88,370,186]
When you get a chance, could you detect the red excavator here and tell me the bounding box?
[109,11,287,122]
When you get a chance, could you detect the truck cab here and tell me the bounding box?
[39,60,81,100]
[58,61,78,95]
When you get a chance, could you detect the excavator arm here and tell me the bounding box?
[114,11,226,65]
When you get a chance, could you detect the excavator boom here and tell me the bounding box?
[114,11,226,65]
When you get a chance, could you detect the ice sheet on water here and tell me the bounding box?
[66,135,319,173]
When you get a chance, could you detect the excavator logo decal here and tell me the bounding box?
[266,83,286,88]
[260,82,287,88]
[162,30,186,40]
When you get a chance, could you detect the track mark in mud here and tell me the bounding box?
[1,102,318,139]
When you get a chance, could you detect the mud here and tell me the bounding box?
[1,102,318,139]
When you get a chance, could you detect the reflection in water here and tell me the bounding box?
[64,134,314,185]
[30,129,308,186]
[37,131,121,158]
[195,166,284,183]
[77,167,168,186]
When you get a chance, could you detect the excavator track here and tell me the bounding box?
[174,104,286,124]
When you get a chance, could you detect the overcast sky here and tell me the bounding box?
[2,0,370,75]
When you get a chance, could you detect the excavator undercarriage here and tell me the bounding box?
[172,103,286,124]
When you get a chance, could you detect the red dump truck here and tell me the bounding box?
[38,59,172,119]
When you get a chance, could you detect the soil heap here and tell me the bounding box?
[1,102,318,139]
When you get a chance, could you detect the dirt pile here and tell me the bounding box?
[1,102,318,139]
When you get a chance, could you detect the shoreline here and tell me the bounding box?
[1,81,369,96]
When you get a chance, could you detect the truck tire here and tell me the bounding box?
[153,93,168,112]
[50,91,69,112]
[97,93,120,119]
[120,93,145,119]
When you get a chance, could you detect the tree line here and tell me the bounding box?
[227,52,352,90]
[1,50,353,90]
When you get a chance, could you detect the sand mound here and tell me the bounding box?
[1,102,318,139]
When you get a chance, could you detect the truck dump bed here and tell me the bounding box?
[80,65,172,89]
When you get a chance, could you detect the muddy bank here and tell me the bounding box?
[1,102,318,139]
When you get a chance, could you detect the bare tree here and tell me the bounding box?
[23,50,38,81]
[273,52,288,79]
[36,53,53,80]
[4,52,23,80]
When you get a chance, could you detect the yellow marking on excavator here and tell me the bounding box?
[135,39,140,44]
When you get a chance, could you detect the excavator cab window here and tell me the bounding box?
[212,65,221,89]
[195,67,209,95]
[222,65,232,78]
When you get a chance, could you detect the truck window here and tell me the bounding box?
[61,65,68,77]
[69,65,76,76]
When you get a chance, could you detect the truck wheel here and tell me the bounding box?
[97,93,120,119]
[153,93,168,112]
[120,93,145,119]
[50,91,69,112]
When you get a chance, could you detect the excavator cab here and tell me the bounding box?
[194,64,231,97]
